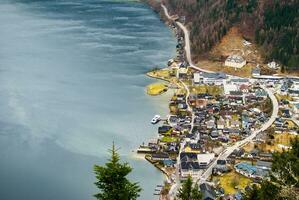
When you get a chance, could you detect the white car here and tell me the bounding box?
[151,115,161,124]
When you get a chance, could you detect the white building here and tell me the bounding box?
[180,162,201,178]
[252,66,261,77]
[193,72,201,85]
[225,55,246,68]
[197,153,215,168]
[177,67,188,79]
[223,83,238,95]
[268,61,279,70]
[193,72,226,86]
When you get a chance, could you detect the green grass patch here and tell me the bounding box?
[160,136,178,143]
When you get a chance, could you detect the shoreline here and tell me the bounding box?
[139,0,186,185]
[141,2,282,200]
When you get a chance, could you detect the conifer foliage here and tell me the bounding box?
[94,144,141,200]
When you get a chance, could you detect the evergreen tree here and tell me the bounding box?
[94,143,141,200]
[191,183,202,200]
[243,138,299,200]
[177,176,202,200]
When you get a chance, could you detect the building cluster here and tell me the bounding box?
[139,66,273,188]
[142,14,299,200]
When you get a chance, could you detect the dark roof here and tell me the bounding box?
[163,160,175,166]
[210,130,219,138]
[256,160,272,169]
[189,143,201,150]
[202,72,227,79]
[252,67,261,74]
[181,161,200,170]
[158,126,172,133]
[231,78,249,83]
[180,152,198,161]
[152,152,169,159]
[217,159,226,165]
[200,183,216,200]
[229,91,243,96]
[259,153,273,158]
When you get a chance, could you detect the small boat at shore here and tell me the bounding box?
[151,115,161,124]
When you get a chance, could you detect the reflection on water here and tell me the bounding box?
[0,0,176,199]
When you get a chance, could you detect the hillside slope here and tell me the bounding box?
[160,0,299,71]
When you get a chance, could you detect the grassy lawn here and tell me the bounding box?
[147,69,174,81]
[275,94,293,102]
[232,114,240,121]
[274,133,298,147]
[190,85,223,96]
[216,171,252,194]
[160,136,178,143]
[286,120,298,129]
[247,133,298,153]
[163,128,173,136]
[146,83,168,96]
[197,60,253,78]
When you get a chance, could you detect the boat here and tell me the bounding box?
[151,115,161,124]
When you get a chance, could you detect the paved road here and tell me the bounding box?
[198,86,279,181]
[167,81,194,199]
[181,81,195,132]
[161,3,280,197]
[161,4,213,74]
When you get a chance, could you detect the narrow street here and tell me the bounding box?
[161,4,280,199]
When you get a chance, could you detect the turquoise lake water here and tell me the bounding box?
[0,0,176,199]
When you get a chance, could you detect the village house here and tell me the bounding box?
[180,152,201,178]
[225,55,246,68]
[234,162,257,178]
[184,143,202,153]
[177,67,188,79]
[267,61,279,70]
[224,83,238,95]
[195,99,208,109]
[228,91,244,104]
[239,84,250,93]
[202,72,227,85]
[197,153,215,169]
[230,78,250,86]
[217,117,226,129]
[292,103,299,117]
[255,89,268,98]
[158,125,172,134]
[193,72,201,85]
[252,66,261,77]
[213,159,229,173]
[256,160,272,171]
[206,118,216,129]
[289,82,299,97]
[180,161,201,178]
[230,120,241,129]
[210,129,220,140]
[200,183,217,200]
[151,152,170,161]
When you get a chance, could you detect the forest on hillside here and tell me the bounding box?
[161,0,299,70]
